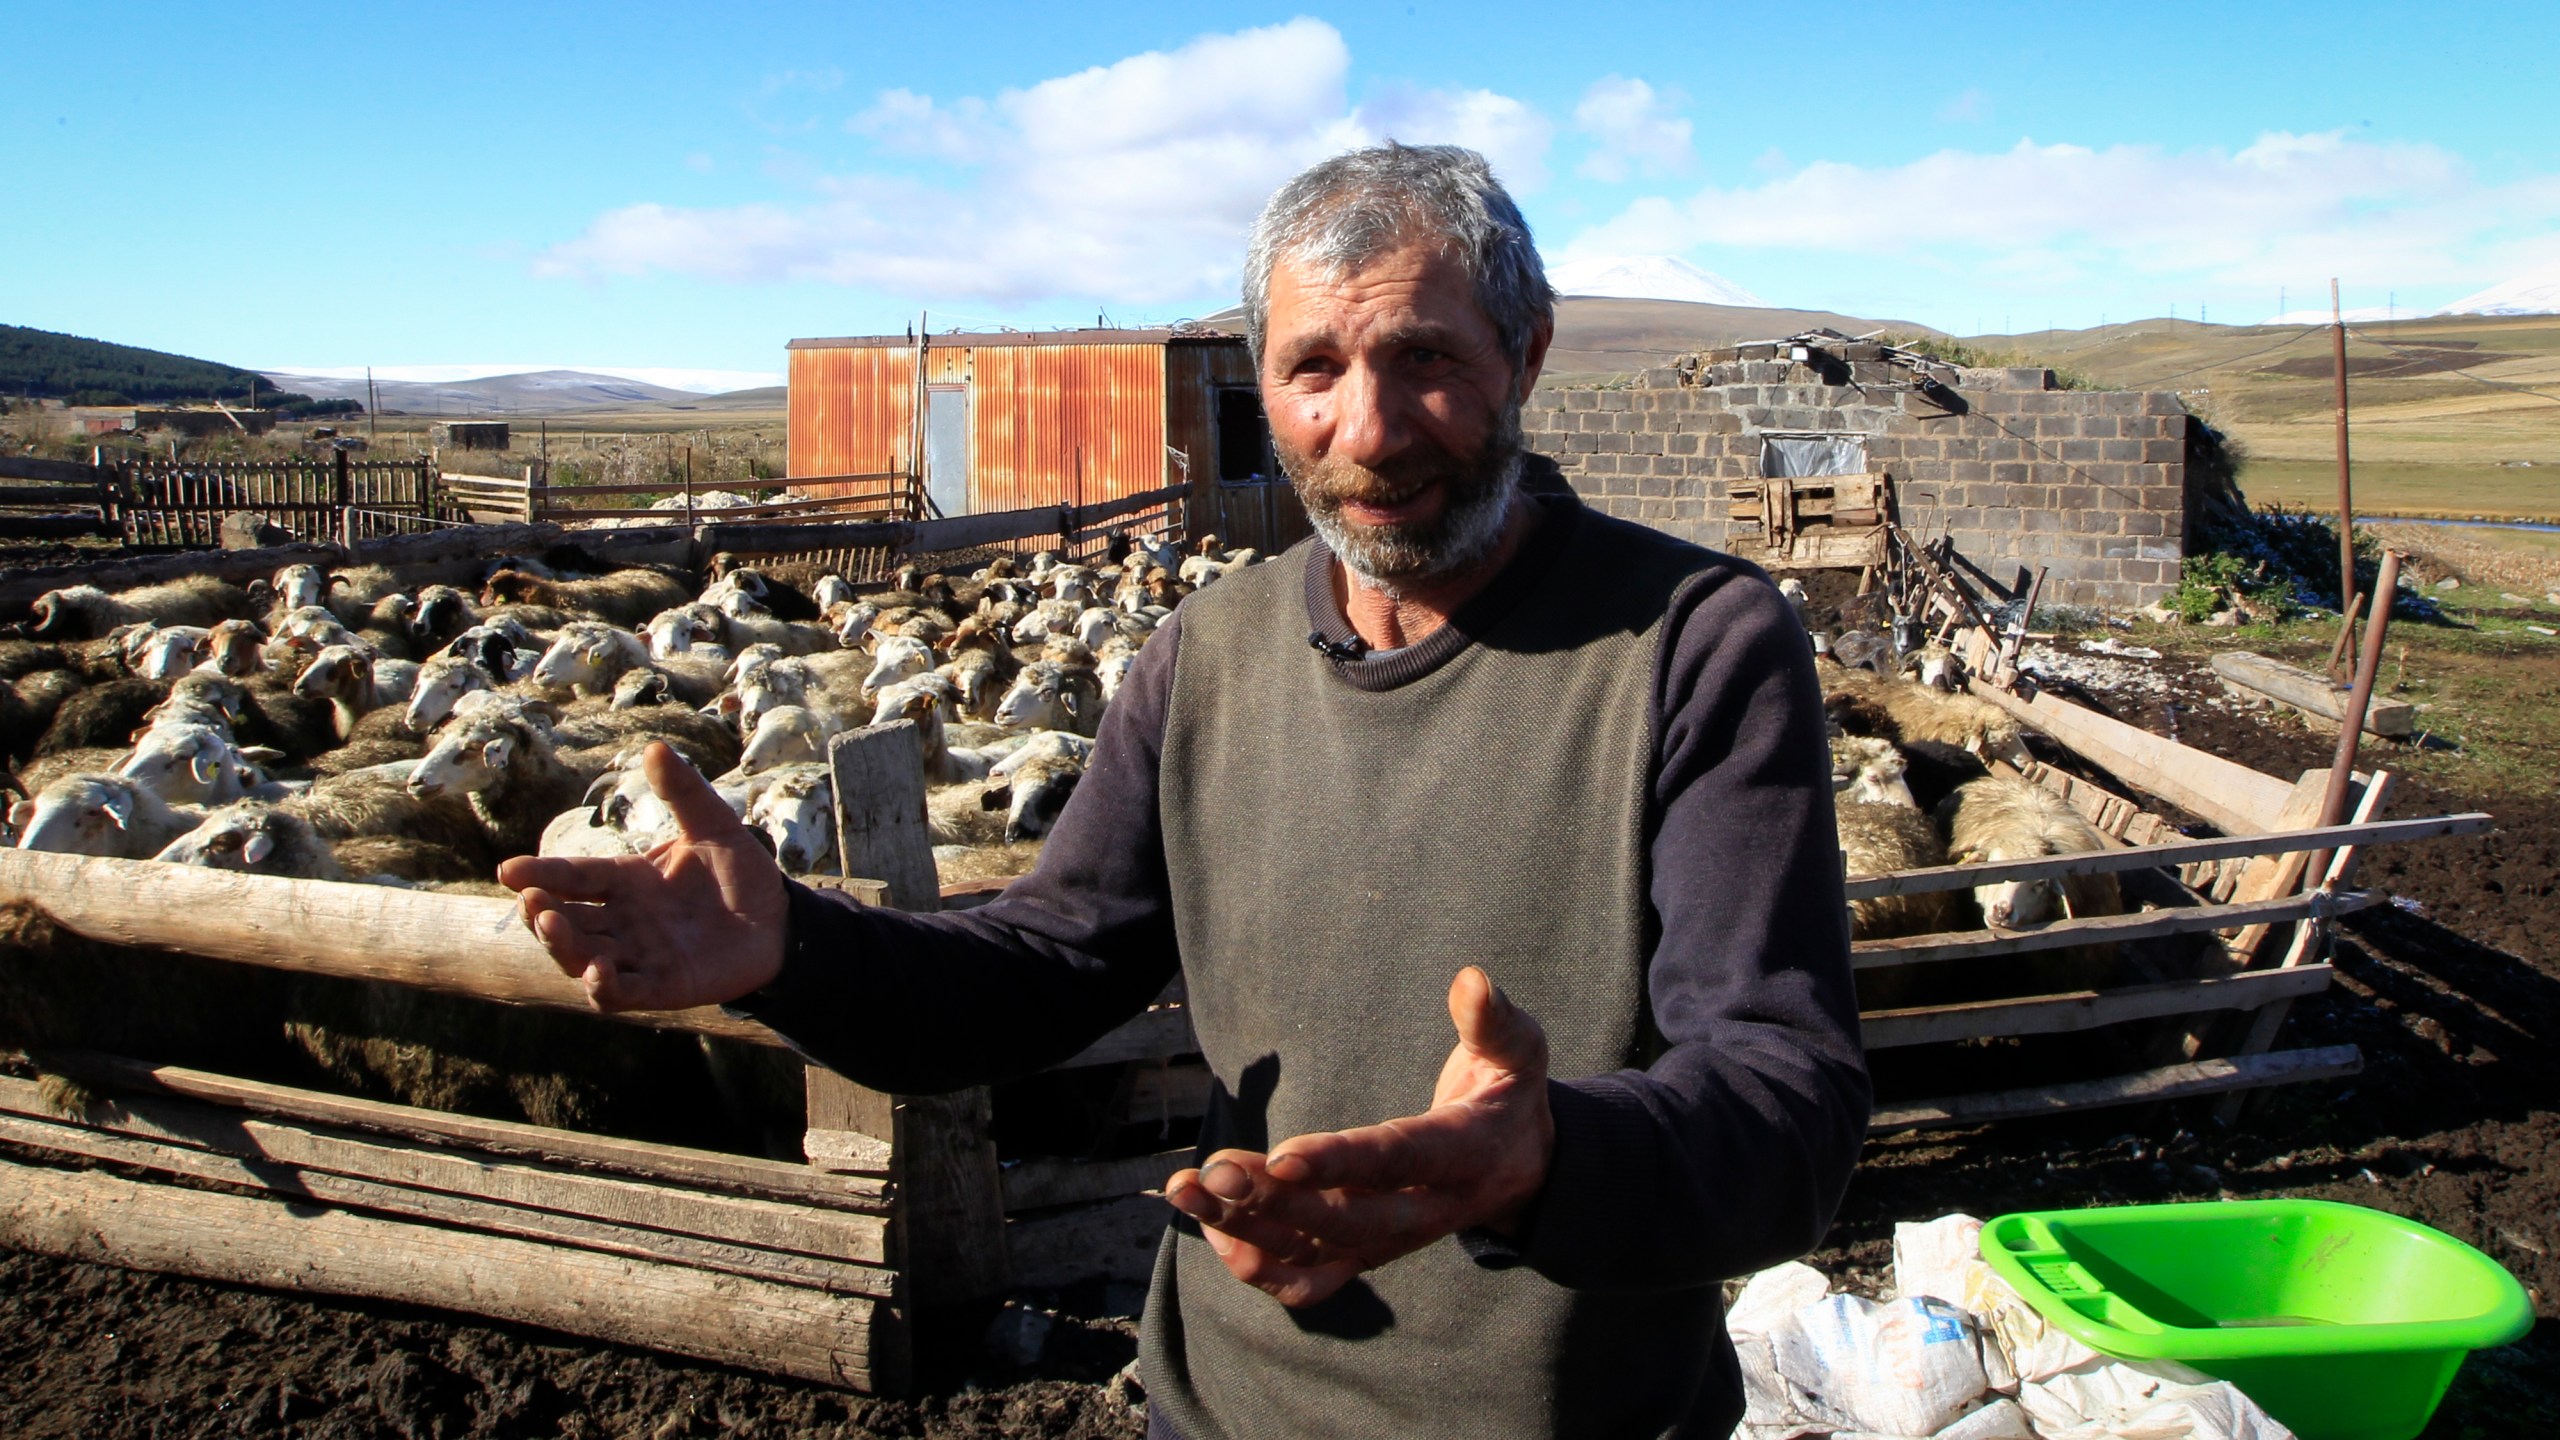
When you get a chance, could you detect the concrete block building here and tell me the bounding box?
[1523,335,2199,608]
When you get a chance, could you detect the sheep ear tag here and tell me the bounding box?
[586,644,610,666]
[191,753,219,785]
[243,832,275,866]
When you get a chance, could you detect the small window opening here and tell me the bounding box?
[1760,433,1869,478]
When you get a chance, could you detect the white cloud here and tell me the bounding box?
[1564,131,2560,294]
[539,20,1551,308]
[1574,76,1691,183]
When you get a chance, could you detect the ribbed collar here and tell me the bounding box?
[1301,489,1583,692]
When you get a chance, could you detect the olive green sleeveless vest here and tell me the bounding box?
[1140,500,1722,1439]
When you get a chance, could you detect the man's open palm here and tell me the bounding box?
[1165,966,1555,1308]
[497,742,789,1012]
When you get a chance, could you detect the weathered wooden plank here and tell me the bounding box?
[0,484,104,506]
[1860,966,2334,1050]
[48,1050,888,1196]
[1852,890,2381,969]
[1006,1192,1170,1289]
[1868,1044,2364,1133]
[1000,1149,1191,1214]
[0,1104,892,1296]
[0,1156,887,1390]
[0,514,112,538]
[1842,812,2489,901]
[2212,651,2416,737]
[1052,1005,1198,1070]
[1965,678,2301,834]
[0,1075,887,1261]
[0,455,114,485]
[829,721,939,912]
[0,850,781,1046]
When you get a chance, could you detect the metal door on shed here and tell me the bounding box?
[926,385,969,516]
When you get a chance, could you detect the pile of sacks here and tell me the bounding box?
[1731,1215,2293,1440]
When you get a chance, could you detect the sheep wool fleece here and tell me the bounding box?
[1143,508,1717,1440]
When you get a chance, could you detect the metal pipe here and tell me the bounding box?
[2305,548,2404,887]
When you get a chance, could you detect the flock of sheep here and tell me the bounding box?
[1789,576,2125,1012]
[1,535,1260,903]
[1,544,2139,1079]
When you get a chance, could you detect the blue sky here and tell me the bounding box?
[6,2,2556,387]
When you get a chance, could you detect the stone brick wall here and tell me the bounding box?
[1524,353,2193,609]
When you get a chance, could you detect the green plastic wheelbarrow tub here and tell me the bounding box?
[1980,1199,2532,1440]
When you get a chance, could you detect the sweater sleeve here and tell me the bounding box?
[1499,562,1870,1291]
[725,614,1186,1094]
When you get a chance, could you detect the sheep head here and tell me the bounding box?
[13,776,143,857]
[745,767,834,874]
[408,712,540,800]
[273,564,330,612]
[117,725,258,807]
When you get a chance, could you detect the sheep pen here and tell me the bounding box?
[0,516,2505,1405]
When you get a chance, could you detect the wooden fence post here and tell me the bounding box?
[807,721,1011,1319]
[333,448,353,548]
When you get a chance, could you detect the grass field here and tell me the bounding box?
[1969,312,2560,522]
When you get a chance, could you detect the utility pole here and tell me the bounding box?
[2328,278,2360,681]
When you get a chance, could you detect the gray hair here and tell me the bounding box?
[1241,143,1554,379]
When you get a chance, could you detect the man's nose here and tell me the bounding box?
[1328,362,1410,469]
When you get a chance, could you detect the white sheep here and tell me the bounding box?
[130,624,214,681]
[1830,735,1917,808]
[115,723,265,808]
[154,801,346,880]
[743,763,836,874]
[994,661,1104,737]
[11,773,206,859]
[733,705,840,776]
[1942,776,2123,930]
[530,620,650,698]
[859,635,936,702]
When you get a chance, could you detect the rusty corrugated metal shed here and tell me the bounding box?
[786,328,1255,528]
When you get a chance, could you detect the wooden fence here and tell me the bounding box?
[0,454,439,548]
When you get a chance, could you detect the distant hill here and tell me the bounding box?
[1195,296,1938,380]
[1543,297,1940,378]
[0,323,266,405]
[260,368,764,417]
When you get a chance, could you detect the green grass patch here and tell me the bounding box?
[2239,459,2560,522]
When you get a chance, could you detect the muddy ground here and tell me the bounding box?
[2,643,2554,1438]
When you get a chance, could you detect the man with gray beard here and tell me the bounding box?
[503,143,1866,1438]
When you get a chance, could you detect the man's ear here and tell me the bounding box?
[1514,313,1555,402]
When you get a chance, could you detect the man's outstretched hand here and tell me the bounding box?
[1163,966,1554,1308]
[497,742,788,1012]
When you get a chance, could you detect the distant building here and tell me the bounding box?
[786,328,1303,552]
[132,408,277,438]
[433,421,510,451]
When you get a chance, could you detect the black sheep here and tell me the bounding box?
[31,677,168,757]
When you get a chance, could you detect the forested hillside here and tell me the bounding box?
[0,323,264,405]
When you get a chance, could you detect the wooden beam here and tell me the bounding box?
[0,1156,888,1390]
[0,1075,887,1262]
[0,1104,892,1297]
[0,454,113,485]
[1852,890,2381,969]
[1050,1005,1198,1070]
[0,514,111,539]
[1868,1044,2364,1133]
[1000,1148,1191,1214]
[0,850,781,1046]
[1965,678,2300,833]
[1860,966,2334,1049]
[1842,811,2490,901]
[0,484,104,506]
[2211,651,2415,737]
[47,1050,889,1198]
[828,721,939,912]
[1006,1193,1170,1289]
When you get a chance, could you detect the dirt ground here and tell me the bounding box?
[2,639,2554,1438]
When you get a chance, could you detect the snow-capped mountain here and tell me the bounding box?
[1544,254,1768,308]
[2437,259,2560,318]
